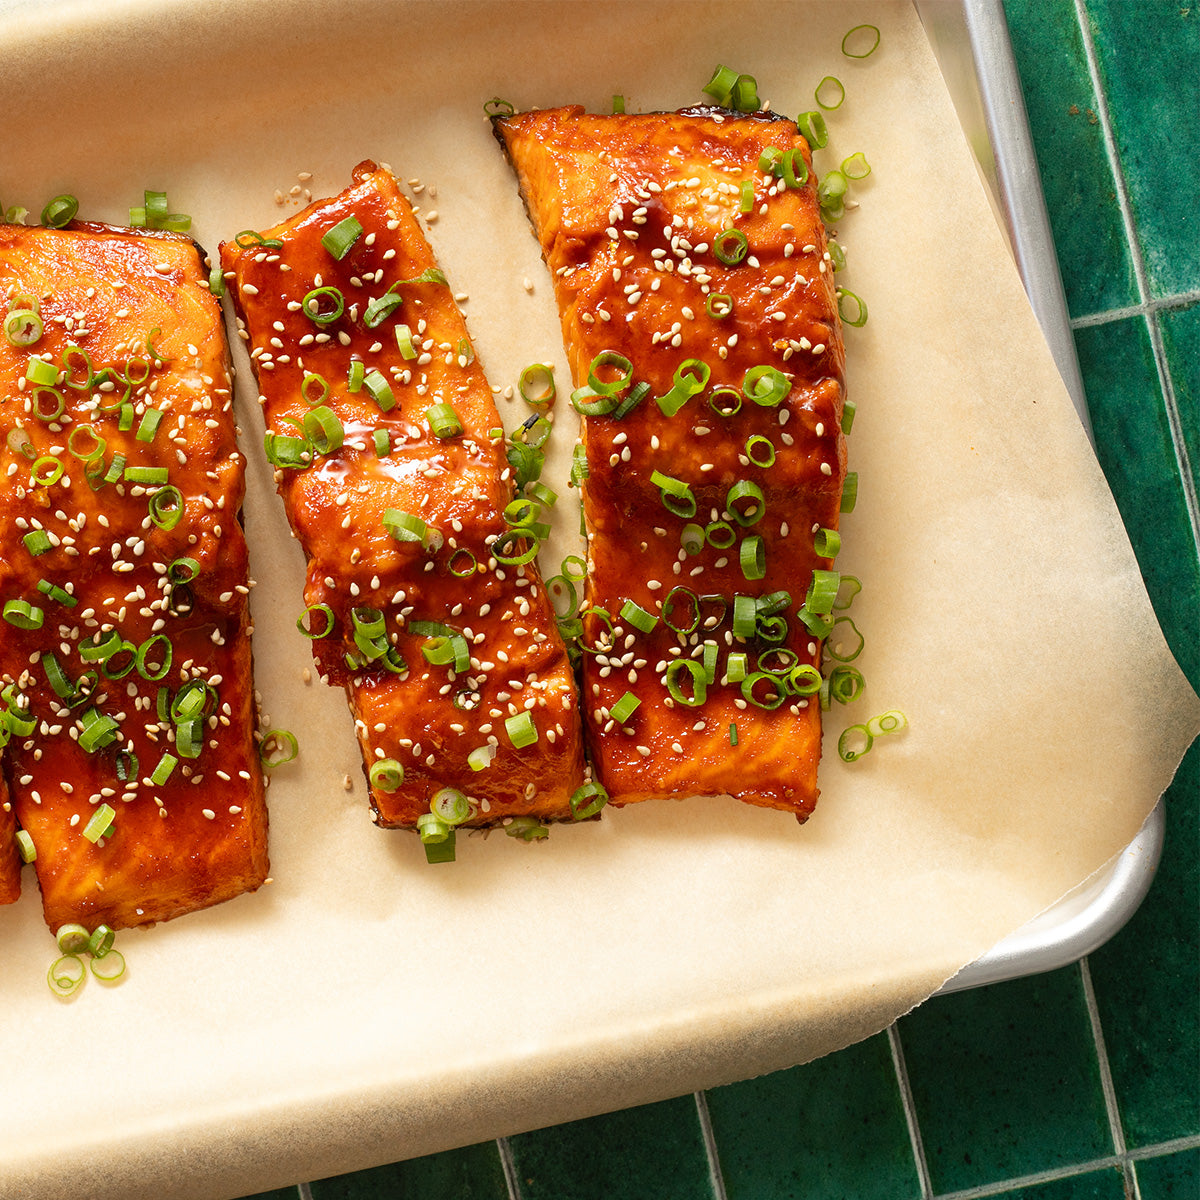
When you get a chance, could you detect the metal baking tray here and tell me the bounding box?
[918,0,1165,993]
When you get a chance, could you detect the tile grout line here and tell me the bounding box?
[887,1023,934,1200]
[932,1134,1200,1200]
[497,1136,524,1200]
[693,1090,731,1200]
[1073,0,1200,553]
[1070,287,1200,329]
[1079,957,1140,1200]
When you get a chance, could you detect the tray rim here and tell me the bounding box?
[918,0,1163,994]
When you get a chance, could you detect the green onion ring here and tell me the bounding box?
[47,954,86,997]
[838,289,869,327]
[841,23,881,58]
[41,194,78,228]
[89,948,126,982]
[518,363,556,408]
[815,75,846,110]
[797,110,829,149]
[741,672,788,710]
[302,285,344,325]
[570,781,609,820]
[867,710,907,737]
[838,724,873,762]
[135,634,173,680]
[705,293,733,319]
[662,586,700,635]
[491,528,539,566]
[745,435,776,468]
[787,663,823,695]
[739,535,766,579]
[4,308,42,346]
[829,665,865,705]
[505,711,538,747]
[259,729,299,767]
[665,659,707,707]
[713,229,749,266]
[148,486,184,530]
[234,229,283,250]
[705,521,736,549]
[370,758,405,790]
[448,548,478,578]
[743,364,790,407]
[726,479,766,526]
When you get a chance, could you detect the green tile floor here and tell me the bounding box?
[242,3,1200,1197]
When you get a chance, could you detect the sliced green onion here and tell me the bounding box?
[259,729,299,767]
[370,758,405,791]
[842,23,881,58]
[706,293,733,319]
[739,534,766,579]
[4,307,42,346]
[732,594,758,638]
[87,925,116,957]
[302,285,344,325]
[743,364,790,407]
[395,324,417,359]
[426,403,463,439]
[819,170,849,210]
[613,380,650,419]
[829,665,865,705]
[23,529,52,556]
[841,399,857,433]
[814,528,841,558]
[787,663,823,694]
[619,599,658,634]
[729,723,739,746]
[3,599,43,629]
[731,72,760,111]
[237,229,282,251]
[124,464,169,485]
[47,954,86,997]
[570,781,609,820]
[321,214,363,259]
[363,287,404,327]
[726,479,766,526]
[175,717,204,758]
[827,239,847,272]
[705,521,736,549]
[741,672,787,709]
[37,579,76,607]
[41,194,78,228]
[374,428,391,457]
[383,508,427,544]
[56,923,91,955]
[834,575,862,610]
[468,745,496,772]
[838,724,873,762]
[150,752,178,786]
[815,75,846,110]
[135,634,173,681]
[301,372,329,407]
[725,652,748,683]
[665,659,707,707]
[170,678,215,721]
[485,97,515,117]
[431,787,472,826]
[702,64,739,105]
[840,472,859,513]
[448,548,478,578]
[612,94,626,113]
[303,405,345,454]
[209,265,226,297]
[15,829,36,863]
[738,179,755,213]
[827,616,864,662]
[505,816,547,842]
[610,691,640,724]
[650,469,696,518]
[505,711,538,748]
[841,152,872,180]
[90,948,126,982]
[713,229,749,266]
[25,357,58,386]
[545,574,577,618]
[867,710,907,737]
[680,523,705,556]
[296,603,335,639]
[781,148,810,189]
[148,485,184,529]
[805,569,841,615]
[656,358,711,418]
[745,435,776,468]
[518,363,556,407]
[82,803,116,843]
[362,367,395,412]
[491,528,539,566]
[135,407,165,444]
[838,289,869,327]
[797,110,829,149]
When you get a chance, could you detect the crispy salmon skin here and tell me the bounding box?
[220,162,585,831]
[495,106,847,820]
[0,220,269,930]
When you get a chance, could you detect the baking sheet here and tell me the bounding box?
[1,3,1197,1198]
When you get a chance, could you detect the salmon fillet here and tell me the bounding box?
[220,162,586,833]
[0,219,269,930]
[494,106,847,820]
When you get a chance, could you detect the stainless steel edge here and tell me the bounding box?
[916,0,1164,992]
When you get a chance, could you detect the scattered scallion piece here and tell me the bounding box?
[505,816,548,842]
[87,925,116,957]
[370,759,405,791]
[47,954,85,997]
[813,528,841,558]
[609,692,640,724]
[90,948,126,982]
[41,194,78,228]
[838,288,868,327]
[505,711,538,748]
[842,22,881,58]
[713,228,749,266]
[4,306,42,347]
[665,659,707,707]
[841,152,871,180]
[15,828,36,863]
[301,285,344,326]
[815,75,846,110]
[56,923,90,955]
[321,215,363,259]
[569,781,609,820]
[259,729,299,768]
[518,362,556,408]
[82,803,116,843]
[620,599,658,633]
[3,599,44,629]
[840,472,859,513]
[797,110,829,149]
[426,403,463,439]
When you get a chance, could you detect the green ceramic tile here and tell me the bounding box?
[1134,1146,1200,1199]
[1088,738,1200,1149]
[898,966,1111,1193]
[989,1165,1127,1200]
[1159,301,1200,522]
[1074,316,1200,689]
[1082,0,1200,298]
[705,1033,918,1200]
[1003,0,1137,316]
[507,1095,714,1200]
[310,1140,508,1200]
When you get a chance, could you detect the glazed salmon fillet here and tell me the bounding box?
[220,162,586,834]
[0,220,269,930]
[495,106,847,820]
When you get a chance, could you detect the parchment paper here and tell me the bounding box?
[0,3,1196,1198]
